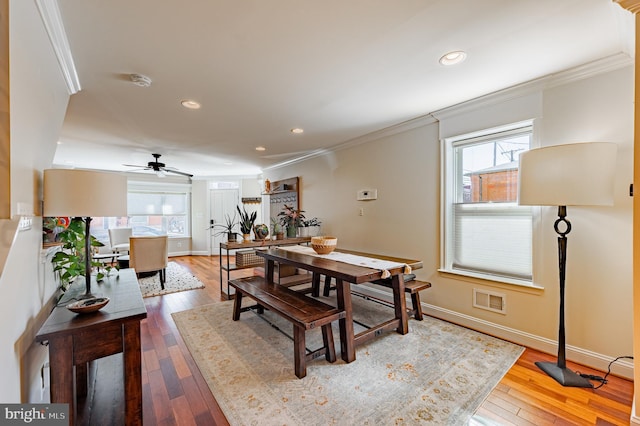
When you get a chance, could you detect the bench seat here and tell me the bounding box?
[369,276,431,320]
[229,276,345,378]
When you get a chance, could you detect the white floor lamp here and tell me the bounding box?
[518,142,617,388]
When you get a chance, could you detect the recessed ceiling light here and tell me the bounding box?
[223,161,233,166]
[181,99,201,110]
[290,128,304,134]
[439,50,467,66]
[255,146,266,152]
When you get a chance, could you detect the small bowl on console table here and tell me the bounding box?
[311,236,338,255]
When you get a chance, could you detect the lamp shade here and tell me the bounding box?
[43,169,127,217]
[518,142,617,207]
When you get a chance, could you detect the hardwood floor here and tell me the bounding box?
[82,255,634,425]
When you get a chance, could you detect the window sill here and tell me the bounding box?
[438,268,545,292]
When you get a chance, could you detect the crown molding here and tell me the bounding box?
[265,53,632,172]
[35,0,81,94]
[432,52,632,121]
[614,0,640,13]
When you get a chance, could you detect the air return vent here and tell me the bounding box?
[473,289,506,314]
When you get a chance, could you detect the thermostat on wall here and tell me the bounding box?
[357,189,377,201]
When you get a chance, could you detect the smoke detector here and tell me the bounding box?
[130,73,152,87]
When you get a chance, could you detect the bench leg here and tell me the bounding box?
[293,326,307,378]
[411,292,424,321]
[232,291,243,321]
[321,324,336,363]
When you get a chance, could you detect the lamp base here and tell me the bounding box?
[535,361,594,388]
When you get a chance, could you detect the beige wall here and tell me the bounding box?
[0,0,70,402]
[265,63,634,377]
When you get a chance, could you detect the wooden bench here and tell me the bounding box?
[229,276,345,378]
[369,275,431,321]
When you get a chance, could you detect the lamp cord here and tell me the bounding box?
[577,356,633,389]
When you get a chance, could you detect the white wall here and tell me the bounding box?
[265,62,634,377]
[0,0,70,402]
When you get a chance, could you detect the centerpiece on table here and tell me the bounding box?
[278,204,305,238]
[212,212,238,243]
[237,205,257,243]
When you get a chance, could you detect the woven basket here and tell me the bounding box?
[311,236,337,255]
[236,250,262,267]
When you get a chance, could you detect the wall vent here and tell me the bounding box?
[473,288,507,314]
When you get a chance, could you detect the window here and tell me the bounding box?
[90,182,191,245]
[442,123,533,285]
[127,190,190,237]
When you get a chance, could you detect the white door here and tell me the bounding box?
[210,189,239,255]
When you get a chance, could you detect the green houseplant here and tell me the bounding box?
[213,212,239,242]
[51,217,117,292]
[278,204,305,238]
[237,205,257,242]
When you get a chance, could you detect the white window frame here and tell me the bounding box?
[127,181,192,238]
[440,121,535,287]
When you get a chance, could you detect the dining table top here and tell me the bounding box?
[256,247,423,284]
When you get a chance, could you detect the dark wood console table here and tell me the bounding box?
[36,269,147,426]
[219,237,311,298]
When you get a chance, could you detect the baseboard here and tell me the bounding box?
[631,399,640,425]
[188,250,209,256]
[356,284,634,380]
[168,250,192,257]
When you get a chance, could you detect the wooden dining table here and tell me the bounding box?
[256,247,423,363]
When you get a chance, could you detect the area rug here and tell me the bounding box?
[138,261,205,297]
[172,293,524,425]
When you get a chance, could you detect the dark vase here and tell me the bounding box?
[286,226,297,238]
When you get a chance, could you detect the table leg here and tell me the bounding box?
[265,259,275,283]
[335,278,356,363]
[48,335,75,426]
[391,274,409,335]
[311,272,321,297]
[123,320,143,426]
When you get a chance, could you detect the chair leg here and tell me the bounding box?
[160,268,165,290]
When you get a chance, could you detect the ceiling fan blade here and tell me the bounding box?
[162,168,193,178]
[123,163,149,168]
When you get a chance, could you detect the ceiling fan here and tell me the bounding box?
[124,153,193,178]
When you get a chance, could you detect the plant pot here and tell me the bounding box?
[242,233,251,243]
[286,226,297,238]
[227,232,238,242]
[275,232,284,240]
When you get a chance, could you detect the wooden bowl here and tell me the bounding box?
[311,236,337,255]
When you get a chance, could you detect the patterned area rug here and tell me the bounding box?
[138,261,205,297]
[172,293,524,425]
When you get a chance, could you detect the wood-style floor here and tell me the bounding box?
[81,255,634,425]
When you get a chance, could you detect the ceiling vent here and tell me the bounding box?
[130,73,152,87]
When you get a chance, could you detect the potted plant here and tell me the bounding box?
[213,212,238,242]
[299,217,322,237]
[237,205,257,243]
[278,204,305,238]
[270,216,284,240]
[51,217,117,292]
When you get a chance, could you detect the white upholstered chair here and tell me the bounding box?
[108,227,132,254]
[129,235,169,289]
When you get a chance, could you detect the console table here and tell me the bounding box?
[36,269,147,426]
[219,237,311,298]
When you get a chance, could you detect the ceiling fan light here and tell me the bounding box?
[130,73,152,87]
[155,169,167,178]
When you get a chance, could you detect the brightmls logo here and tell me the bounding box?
[0,404,67,425]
